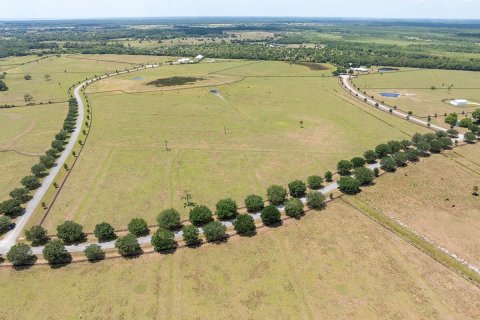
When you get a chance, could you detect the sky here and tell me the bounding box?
[0,0,479,20]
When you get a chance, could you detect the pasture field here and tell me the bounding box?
[352,69,480,117]
[40,60,429,231]
[356,146,480,266]
[3,201,480,319]
[0,103,67,201]
[0,54,169,202]
[0,54,162,105]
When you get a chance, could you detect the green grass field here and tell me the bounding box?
[0,54,167,105]
[352,69,480,117]
[40,60,429,231]
[0,54,168,202]
[0,103,67,201]
[3,200,480,319]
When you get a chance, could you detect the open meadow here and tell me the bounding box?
[39,60,430,231]
[355,144,480,266]
[2,200,480,319]
[0,54,172,202]
[352,69,480,117]
[0,54,166,105]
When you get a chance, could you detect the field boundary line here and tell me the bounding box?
[341,196,480,289]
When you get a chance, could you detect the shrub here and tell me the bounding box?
[387,140,403,153]
[260,205,281,225]
[55,130,68,141]
[435,131,448,138]
[84,244,105,261]
[375,144,391,158]
[94,222,116,241]
[43,240,72,264]
[459,118,474,128]
[56,221,84,244]
[373,167,380,177]
[307,175,323,190]
[0,199,23,216]
[338,177,361,195]
[380,157,396,172]
[203,221,227,242]
[416,141,431,156]
[9,187,32,203]
[445,113,458,126]
[464,132,477,143]
[288,180,307,198]
[7,243,35,266]
[411,132,424,144]
[189,205,213,226]
[31,163,47,177]
[429,139,442,153]
[127,218,149,237]
[25,225,48,246]
[182,225,200,246]
[244,194,264,213]
[354,167,375,185]
[337,160,353,176]
[39,155,56,168]
[363,150,377,163]
[267,185,287,205]
[446,128,459,137]
[45,148,59,158]
[215,198,238,220]
[400,140,412,149]
[324,171,333,182]
[393,151,408,167]
[438,137,453,149]
[51,139,65,151]
[233,213,256,235]
[157,208,182,231]
[351,157,366,168]
[0,215,12,234]
[151,229,177,252]
[115,234,141,257]
[284,198,304,218]
[21,175,41,190]
[405,148,420,161]
[306,192,326,209]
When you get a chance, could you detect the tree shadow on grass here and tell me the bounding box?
[264,221,284,229]
[12,256,38,271]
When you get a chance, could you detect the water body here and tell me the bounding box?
[380,92,401,98]
[132,77,145,81]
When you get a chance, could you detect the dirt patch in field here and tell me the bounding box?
[292,62,330,71]
[146,76,204,87]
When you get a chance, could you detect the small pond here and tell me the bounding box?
[380,92,401,98]
[132,77,145,81]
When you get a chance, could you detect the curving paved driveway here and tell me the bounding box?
[1,69,456,256]
[339,74,462,135]
[0,64,159,255]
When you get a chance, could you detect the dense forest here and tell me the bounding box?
[1,18,479,71]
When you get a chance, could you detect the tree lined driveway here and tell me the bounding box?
[339,74,463,138]
[0,65,159,255]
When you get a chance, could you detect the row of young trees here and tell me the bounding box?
[0,98,79,241]
[7,126,479,266]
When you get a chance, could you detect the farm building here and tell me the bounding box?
[177,58,192,64]
[350,67,369,73]
[450,99,468,106]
